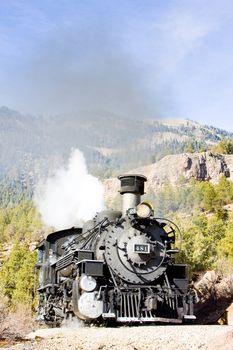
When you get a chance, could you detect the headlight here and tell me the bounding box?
[79,275,97,292]
[136,202,153,218]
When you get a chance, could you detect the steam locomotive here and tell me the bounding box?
[36,174,196,325]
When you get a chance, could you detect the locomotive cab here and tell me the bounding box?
[36,228,82,287]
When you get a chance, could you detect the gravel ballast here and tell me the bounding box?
[4,325,233,350]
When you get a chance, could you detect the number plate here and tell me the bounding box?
[134,244,150,253]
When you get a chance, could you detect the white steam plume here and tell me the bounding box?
[34,149,104,230]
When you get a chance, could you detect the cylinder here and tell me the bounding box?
[118,174,147,215]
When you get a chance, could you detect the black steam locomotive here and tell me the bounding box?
[36,174,196,326]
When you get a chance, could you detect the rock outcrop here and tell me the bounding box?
[194,271,233,324]
[104,152,233,205]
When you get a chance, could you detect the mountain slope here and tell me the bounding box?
[0,106,233,183]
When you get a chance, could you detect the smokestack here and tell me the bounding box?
[118,174,147,215]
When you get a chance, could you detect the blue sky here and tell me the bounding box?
[1,0,233,131]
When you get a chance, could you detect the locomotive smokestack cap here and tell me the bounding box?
[118,175,147,215]
[118,174,147,195]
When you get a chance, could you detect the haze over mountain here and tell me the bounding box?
[1,106,233,187]
[2,2,233,131]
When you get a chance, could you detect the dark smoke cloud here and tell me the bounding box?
[22,22,160,119]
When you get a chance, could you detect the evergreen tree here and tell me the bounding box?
[211,139,233,154]
[0,200,43,244]
[11,250,37,308]
[216,176,233,206]
[0,242,36,309]
[0,242,28,301]
[201,182,217,212]
[218,216,233,265]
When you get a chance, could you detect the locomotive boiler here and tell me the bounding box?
[36,174,196,325]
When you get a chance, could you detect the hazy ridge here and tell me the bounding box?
[1,106,233,185]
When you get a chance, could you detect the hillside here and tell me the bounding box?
[104,152,233,206]
[1,146,233,333]
[1,106,233,184]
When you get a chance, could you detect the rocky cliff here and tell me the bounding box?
[104,152,233,206]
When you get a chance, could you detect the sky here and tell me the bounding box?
[0,0,233,131]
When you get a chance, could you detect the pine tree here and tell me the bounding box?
[11,250,37,308]
[201,182,217,212]
[0,242,28,301]
[218,218,233,264]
